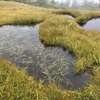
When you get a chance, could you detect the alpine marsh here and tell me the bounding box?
[0,1,100,100]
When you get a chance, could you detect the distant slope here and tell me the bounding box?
[0,0,64,9]
[0,1,55,26]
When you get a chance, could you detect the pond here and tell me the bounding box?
[63,14,74,19]
[0,24,90,90]
[82,18,100,31]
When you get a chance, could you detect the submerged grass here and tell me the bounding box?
[39,13,100,99]
[0,58,76,100]
[0,1,100,100]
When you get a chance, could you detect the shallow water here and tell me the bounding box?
[82,18,100,31]
[63,14,74,19]
[0,24,90,90]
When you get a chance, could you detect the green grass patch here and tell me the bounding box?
[0,58,77,100]
[40,15,100,73]
[52,9,81,18]
[0,58,100,100]
[76,12,100,25]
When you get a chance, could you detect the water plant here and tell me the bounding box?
[31,46,71,88]
[0,24,72,89]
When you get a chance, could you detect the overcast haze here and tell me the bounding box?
[55,0,99,3]
[55,0,66,3]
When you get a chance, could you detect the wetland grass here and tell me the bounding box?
[40,15,100,73]
[39,12,100,99]
[52,9,81,18]
[76,11,100,25]
[0,1,100,100]
[0,1,53,26]
[0,58,76,100]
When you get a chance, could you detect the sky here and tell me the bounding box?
[55,0,99,3]
[55,0,66,3]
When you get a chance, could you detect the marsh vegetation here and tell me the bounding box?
[0,1,100,100]
[40,15,100,73]
[0,24,90,90]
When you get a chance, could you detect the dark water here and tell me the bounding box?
[82,18,100,31]
[0,24,90,90]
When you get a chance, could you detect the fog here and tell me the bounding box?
[56,0,100,10]
[5,0,100,10]
[55,0,99,3]
[55,0,66,3]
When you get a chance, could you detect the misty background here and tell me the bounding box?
[4,0,100,10]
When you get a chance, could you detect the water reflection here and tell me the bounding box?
[82,18,100,31]
[0,24,90,90]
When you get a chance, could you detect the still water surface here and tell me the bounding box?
[0,24,90,90]
[82,18,100,31]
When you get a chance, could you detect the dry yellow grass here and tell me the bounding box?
[0,1,56,26]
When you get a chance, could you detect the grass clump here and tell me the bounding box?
[52,9,81,18]
[40,15,100,73]
[0,58,76,100]
[0,57,100,100]
[76,11,100,25]
[0,58,38,99]
[76,67,100,100]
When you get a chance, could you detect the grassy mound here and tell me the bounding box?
[0,1,53,26]
[40,15,100,73]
